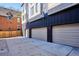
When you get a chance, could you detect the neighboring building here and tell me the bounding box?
[0,7,22,31]
[24,3,79,47]
[0,7,22,37]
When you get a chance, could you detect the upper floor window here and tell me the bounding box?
[17,17,20,23]
[28,3,41,19]
[22,13,26,21]
[35,3,38,13]
[23,16,24,21]
[30,6,34,16]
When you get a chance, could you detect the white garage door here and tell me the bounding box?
[32,27,47,41]
[53,23,79,47]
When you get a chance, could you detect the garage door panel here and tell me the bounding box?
[53,23,79,47]
[32,27,47,41]
[54,32,79,39]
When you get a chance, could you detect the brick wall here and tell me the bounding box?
[0,16,21,31]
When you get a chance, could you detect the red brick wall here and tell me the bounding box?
[0,16,22,31]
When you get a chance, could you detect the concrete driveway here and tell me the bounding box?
[0,37,79,56]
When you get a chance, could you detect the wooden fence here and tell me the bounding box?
[0,31,22,38]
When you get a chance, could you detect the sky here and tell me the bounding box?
[0,3,21,11]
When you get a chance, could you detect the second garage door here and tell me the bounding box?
[53,23,79,47]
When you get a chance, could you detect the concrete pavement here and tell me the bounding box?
[0,37,79,56]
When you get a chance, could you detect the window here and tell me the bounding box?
[28,3,41,19]
[35,3,38,13]
[17,25,20,30]
[30,6,34,16]
[17,18,20,23]
[23,16,24,21]
[30,3,33,6]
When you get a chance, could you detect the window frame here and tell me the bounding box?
[17,17,20,23]
[28,3,41,19]
[22,15,24,21]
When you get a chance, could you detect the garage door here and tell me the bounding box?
[32,27,47,41]
[53,23,79,47]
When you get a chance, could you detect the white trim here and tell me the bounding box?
[21,4,27,24]
[48,3,77,15]
[48,3,61,10]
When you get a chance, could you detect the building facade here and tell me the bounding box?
[0,7,22,37]
[0,7,22,31]
[24,3,79,47]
